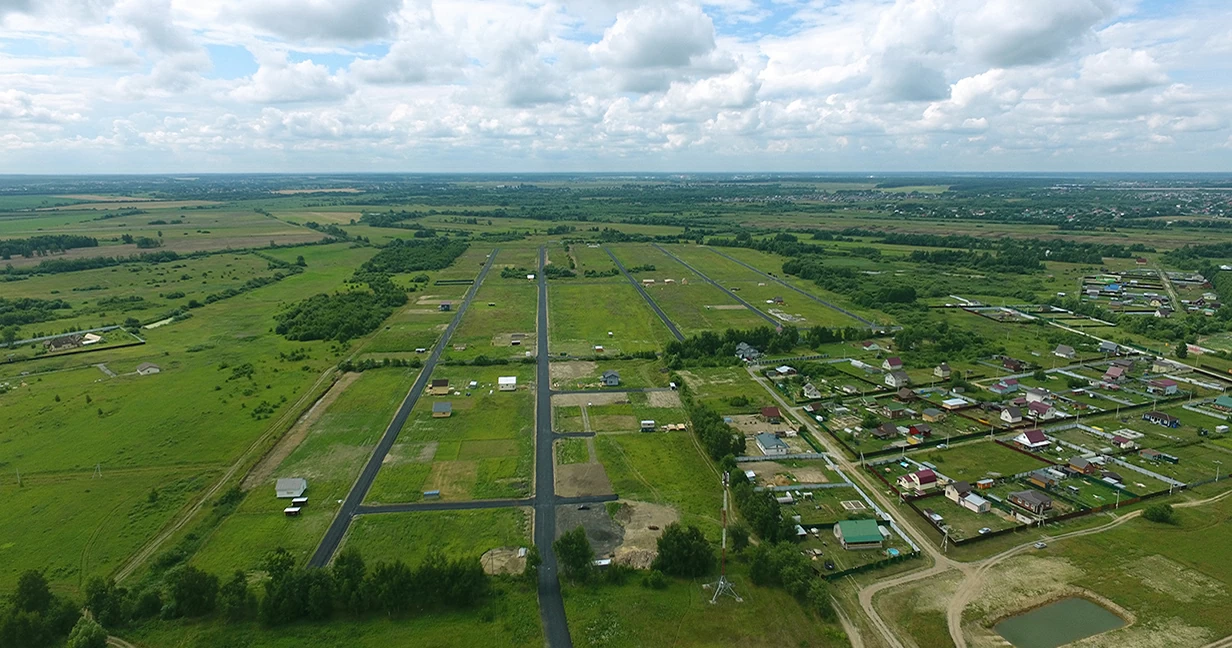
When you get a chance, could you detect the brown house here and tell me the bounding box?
[429,379,450,396]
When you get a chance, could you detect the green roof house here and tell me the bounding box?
[833,519,884,550]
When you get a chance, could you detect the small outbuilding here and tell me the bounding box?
[276,477,308,499]
[498,376,517,391]
[136,363,161,376]
[433,401,453,418]
[429,378,450,396]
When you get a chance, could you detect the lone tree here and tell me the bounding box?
[66,616,107,648]
[553,526,595,582]
[1143,503,1178,525]
[651,524,715,578]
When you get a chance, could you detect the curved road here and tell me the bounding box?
[307,248,500,568]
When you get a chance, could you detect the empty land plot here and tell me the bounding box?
[666,245,866,327]
[566,243,623,279]
[607,244,766,334]
[677,366,760,408]
[713,246,887,323]
[913,441,1054,482]
[342,508,530,566]
[594,433,722,536]
[371,365,536,502]
[444,282,537,362]
[550,359,669,390]
[189,367,416,575]
[493,245,541,277]
[548,282,672,356]
[556,438,590,464]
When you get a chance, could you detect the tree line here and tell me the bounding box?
[0,235,98,260]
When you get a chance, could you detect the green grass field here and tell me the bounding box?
[914,441,1053,482]
[547,281,673,356]
[594,433,723,536]
[342,508,530,565]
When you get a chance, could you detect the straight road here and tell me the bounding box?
[551,387,672,395]
[706,246,876,327]
[307,248,500,568]
[353,494,616,516]
[535,246,574,648]
[603,245,685,341]
[650,243,781,328]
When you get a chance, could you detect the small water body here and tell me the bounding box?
[995,597,1126,648]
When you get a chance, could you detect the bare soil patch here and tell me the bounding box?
[556,505,624,558]
[591,415,640,432]
[741,460,830,485]
[727,413,794,435]
[480,547,528,575]
[1132,554,1225,603]
[552,392,629,407]
[646,390,682,408]
[612,501,679,569]
[242,372,359,491]
[492,332,535,348]
[555,463,614,498]
[550,360,598,382]
[383,440,437,465]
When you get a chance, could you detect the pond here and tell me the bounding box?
[995,597,1126,648]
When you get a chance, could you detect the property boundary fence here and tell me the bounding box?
[820,550,921,581]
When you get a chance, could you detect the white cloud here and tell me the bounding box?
[231,55,352,103]
[1079,48,1168,94]
[234,0,403,42]
[959,0,1115,67]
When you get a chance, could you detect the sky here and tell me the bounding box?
[0,0,1230,174]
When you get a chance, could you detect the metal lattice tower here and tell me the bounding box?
[706,471,742,604]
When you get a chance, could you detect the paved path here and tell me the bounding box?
[603,245,684,341]
[705,246,877,327]
[307,248,500,568]
[355,494,617,516]
[534,245,574,648]
[651,243,780,327]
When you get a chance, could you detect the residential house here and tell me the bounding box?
[872,422,900,440]
[1147,378,1179,396]
[990,378,1020,395]
[761,407,782,424]
[498,376,517,391]
[1155,306,1174,318]
[922,408,945,422]
[1099,341,1119,355]
[1140,448,1164,461]
[897,468,938,493]
[881,402,909,419]
[429,379,451,396]
[833,519,884,550]
[1027,401,1055,420]
[885,371,911,389]
[755,432,789,456]
[735,342,762,362]
[908,423,933,437]
[861,341,882,352]
[1054,344,1076,359]
[802,383,822,400]
[43,334,83,352]
[1013,429,1051,450]
[1000,406,1023,424]
[775,365,797,377]
[1101,470,1124,484]
[934,363,952,379]
[1211,395,1232,412]
[275,478,308,499]
[600,370,621,387]
[1002,357,1027,372]
[432,402,453,418]
[1025,387,1049,404]
[941,397,970,411]
[1028,469,1061,489]
[136,363,161,376]
[1136,257,1148,265]
[895,387,918,402]
[802,402,825,415]
[1102,366,1127,383]
[1068,457,1098,475]
[1143,411,1180,428]
[1009,490,1053,514]
[882,357,904,372]
[1110,434,1136,450]
[945,481,972,503]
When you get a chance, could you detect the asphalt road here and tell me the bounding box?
[603,245,685,341]
[306,248,500,568]
[352,494,616,516]
[706,246,876,326]
[551,387,672,395]
[651,243,780,327]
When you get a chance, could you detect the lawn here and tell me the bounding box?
[556,438,590,465]
[594,433,723,536]
[342,508,530,565]
[550,358,671,390]
[443,280,537,362]
[914,441,1054,483]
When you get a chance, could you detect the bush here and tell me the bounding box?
[641,570,668,590]
[651,524,715,578]
[1143,503,1177,524]
[65,616,107,648]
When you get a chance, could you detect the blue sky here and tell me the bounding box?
[0,0,1229,173]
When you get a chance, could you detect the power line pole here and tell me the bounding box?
[707,472,742,604]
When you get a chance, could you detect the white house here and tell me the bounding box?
[276,478,308,499]
[136,362,161,376]
[1025,388,1049,404]
[1013,429,1051,450]
[897,468,938,493]
[885,371,911,389]
[1000,406,1023,424]
[960,493,991,513]
[498,376,517,391]
[882,357,904,371]
[755,433,789,456]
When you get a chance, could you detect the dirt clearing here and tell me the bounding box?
[242,372,358,490]
[555,462,614,498]
[550,360,598,382]
[741,460,830,485]
[612,501,679,569]
[646,390,682,408]
[552,392,629,407]
[556,505,624,558]
[727,413,795,435]
[480,547,528,575]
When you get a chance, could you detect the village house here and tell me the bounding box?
[1211,395,1232,412]
[934,363,952,379]
[861,341,882,352]
[1027,401,1055,420]
[945,481,972,503]
[1155,306,1174,318]
[895,387,918,402]
[1025,387,1050,404]
[802,383,822,400]
[1053,344,1076,359]
[1000,406,1023,424]
[44,334,84,352]
[941,397,970,411]
[897,468,938,493]
[600,370,621,386]
[429,379,451,396]
[1099,341,1119,355]
[1151,358,1190,374]
[922,408,945,422]
[755,432,789,456]
[833,519,884,550]
[908,423,932,438]
[1068,456,1099,475]
[1142,411,1180,428]
[881,401,910,420]
[1002,357,1027,372]
[1009,490,1054,514]
[1102,366,1127,383]
[774,365,797,377]
[432,401,453,418]
[1013,428,1051,450]
[802,402,825,416]
[882,357,904,372]
[735,342,762,362]
[276,478,308,499]
[1101,470,1124,484]
[136,363,161,376]
[873,422,900,440]
[960,492,991,513]
[885,371,911,389]
[1110,434,1137,450]
[1029,469,1061,489]
[761,406,782,424]
[1146,378,1178,396]
[989,378,1020,395]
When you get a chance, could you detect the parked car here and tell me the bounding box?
[824,560,835,571]
[978,527,992,535]
[1033,541,1048,549]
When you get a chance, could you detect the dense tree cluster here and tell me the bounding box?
[675,376,745,460]
[747,543,835,620]
[0,297,71,327]
[274,292,396,343]
[0,235,98,260]
[0,571,81,648]
[358,238,469,275]
[651,524,715,577]
[1,250,182,278]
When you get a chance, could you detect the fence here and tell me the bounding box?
[821,551,921,581]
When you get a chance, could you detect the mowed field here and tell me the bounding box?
[548,280,673,356]
[341,508,531,566]
[606,244,768,334]
[365,364,537,503]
